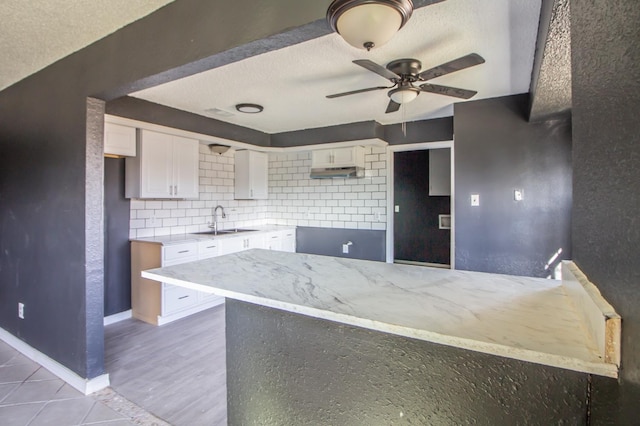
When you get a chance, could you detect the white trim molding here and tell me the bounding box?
[0,327,110,395]
[103,309,132,326]
[386,141,455,268]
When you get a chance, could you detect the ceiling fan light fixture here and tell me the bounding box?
[235,103,263,114]
[389,86,420,104]
[327,0,413,51]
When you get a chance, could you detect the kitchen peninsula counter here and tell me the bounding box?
[142,249,619,378]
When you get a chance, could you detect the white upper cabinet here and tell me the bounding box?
[235,150,268,200]
[311,146,365,169]
[428,148,451,196]
[126,129,199,199]
[104,122,136,157]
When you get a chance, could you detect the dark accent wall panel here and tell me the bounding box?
[384,116,453,145]
[0,83,97,377]
[271,121,382,147]
[454,94,572,277]
[104,158,131,316]
[107,97,270,147]
[571,1,640,422]
[296,227,385,262]
[226,299,588,425]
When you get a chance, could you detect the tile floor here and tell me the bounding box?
[0,340,168,426]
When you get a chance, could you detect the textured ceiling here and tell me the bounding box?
[0,0,173,90]
[132,0,542,133]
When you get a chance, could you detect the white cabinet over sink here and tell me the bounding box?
[125,129,199,199]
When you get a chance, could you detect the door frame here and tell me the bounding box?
[385,140,455,268]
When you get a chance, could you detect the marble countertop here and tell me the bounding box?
[131,225,296,245]
[142,249,619,378]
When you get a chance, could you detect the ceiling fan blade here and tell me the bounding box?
[385,100,401,113]
[326,86,390,99]
[419,83,478,99]
[418,53,485,81]
[353,59,400,81]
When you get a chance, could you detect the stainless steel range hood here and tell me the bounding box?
[310,166,363,179]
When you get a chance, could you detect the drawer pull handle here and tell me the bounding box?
[206,245,216,249]
[178,295,190,300]
[272,236,278,239]
[178,250,190,254]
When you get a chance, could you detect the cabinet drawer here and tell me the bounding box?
[163,285,198,315]
[164,243,198,263]
[198,240,220,259]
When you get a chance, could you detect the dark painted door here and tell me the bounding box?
[394,150,450,265]
[104,158,132,316]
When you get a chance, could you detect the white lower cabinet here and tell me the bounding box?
[266,230,296,252]
[131,240,224,326]
[131,228,296,325]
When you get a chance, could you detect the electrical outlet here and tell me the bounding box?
[471,194,480,206]
[18,302,24,319]
[342,241,353,254]
[394,205,400,213]
[374,212,381,221]
[514,189,524,201]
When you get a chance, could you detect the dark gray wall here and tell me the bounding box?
[571,1,640,423]
[0,0,337,378]
[271,121,383,147]
[226,299,588,425]
[384,116,453,144]
[104,158,131,316]
[296,227,385,262]
[454,94,572,277]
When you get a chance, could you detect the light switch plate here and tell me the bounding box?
[394,205,400,213]
[471,194,480,206]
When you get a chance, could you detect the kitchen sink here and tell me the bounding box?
[193,228,257,235]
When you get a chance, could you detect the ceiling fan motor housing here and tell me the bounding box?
[387,58,422,80]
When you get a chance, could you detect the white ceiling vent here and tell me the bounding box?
[204,108,235,118]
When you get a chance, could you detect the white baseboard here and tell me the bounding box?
[0,327,110,395]
[103,309,132,326]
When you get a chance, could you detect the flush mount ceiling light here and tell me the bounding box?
[235,103,263,114]
[327,0,413,51]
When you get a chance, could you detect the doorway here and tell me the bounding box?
[386,142,454,268]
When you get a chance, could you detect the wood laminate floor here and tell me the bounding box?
[105,305,227,426]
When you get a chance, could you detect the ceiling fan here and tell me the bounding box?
[326,53,485,113]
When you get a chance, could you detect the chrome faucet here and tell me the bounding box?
[209,205,226,234]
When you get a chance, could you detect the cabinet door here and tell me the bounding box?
[311,149,334,168]
[235,150,268,199]
[140,130,173,198]
[428,149,451,196]
[250,151,269,199]
[281,230,296,253]
[104,122,136,157]
[219,236,245,255]
[234,151,251,199]
[331,147,356,167]
[266,232,282,251]
[172,136,200,199]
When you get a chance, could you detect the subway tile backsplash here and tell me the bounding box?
[129,145,387,238]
